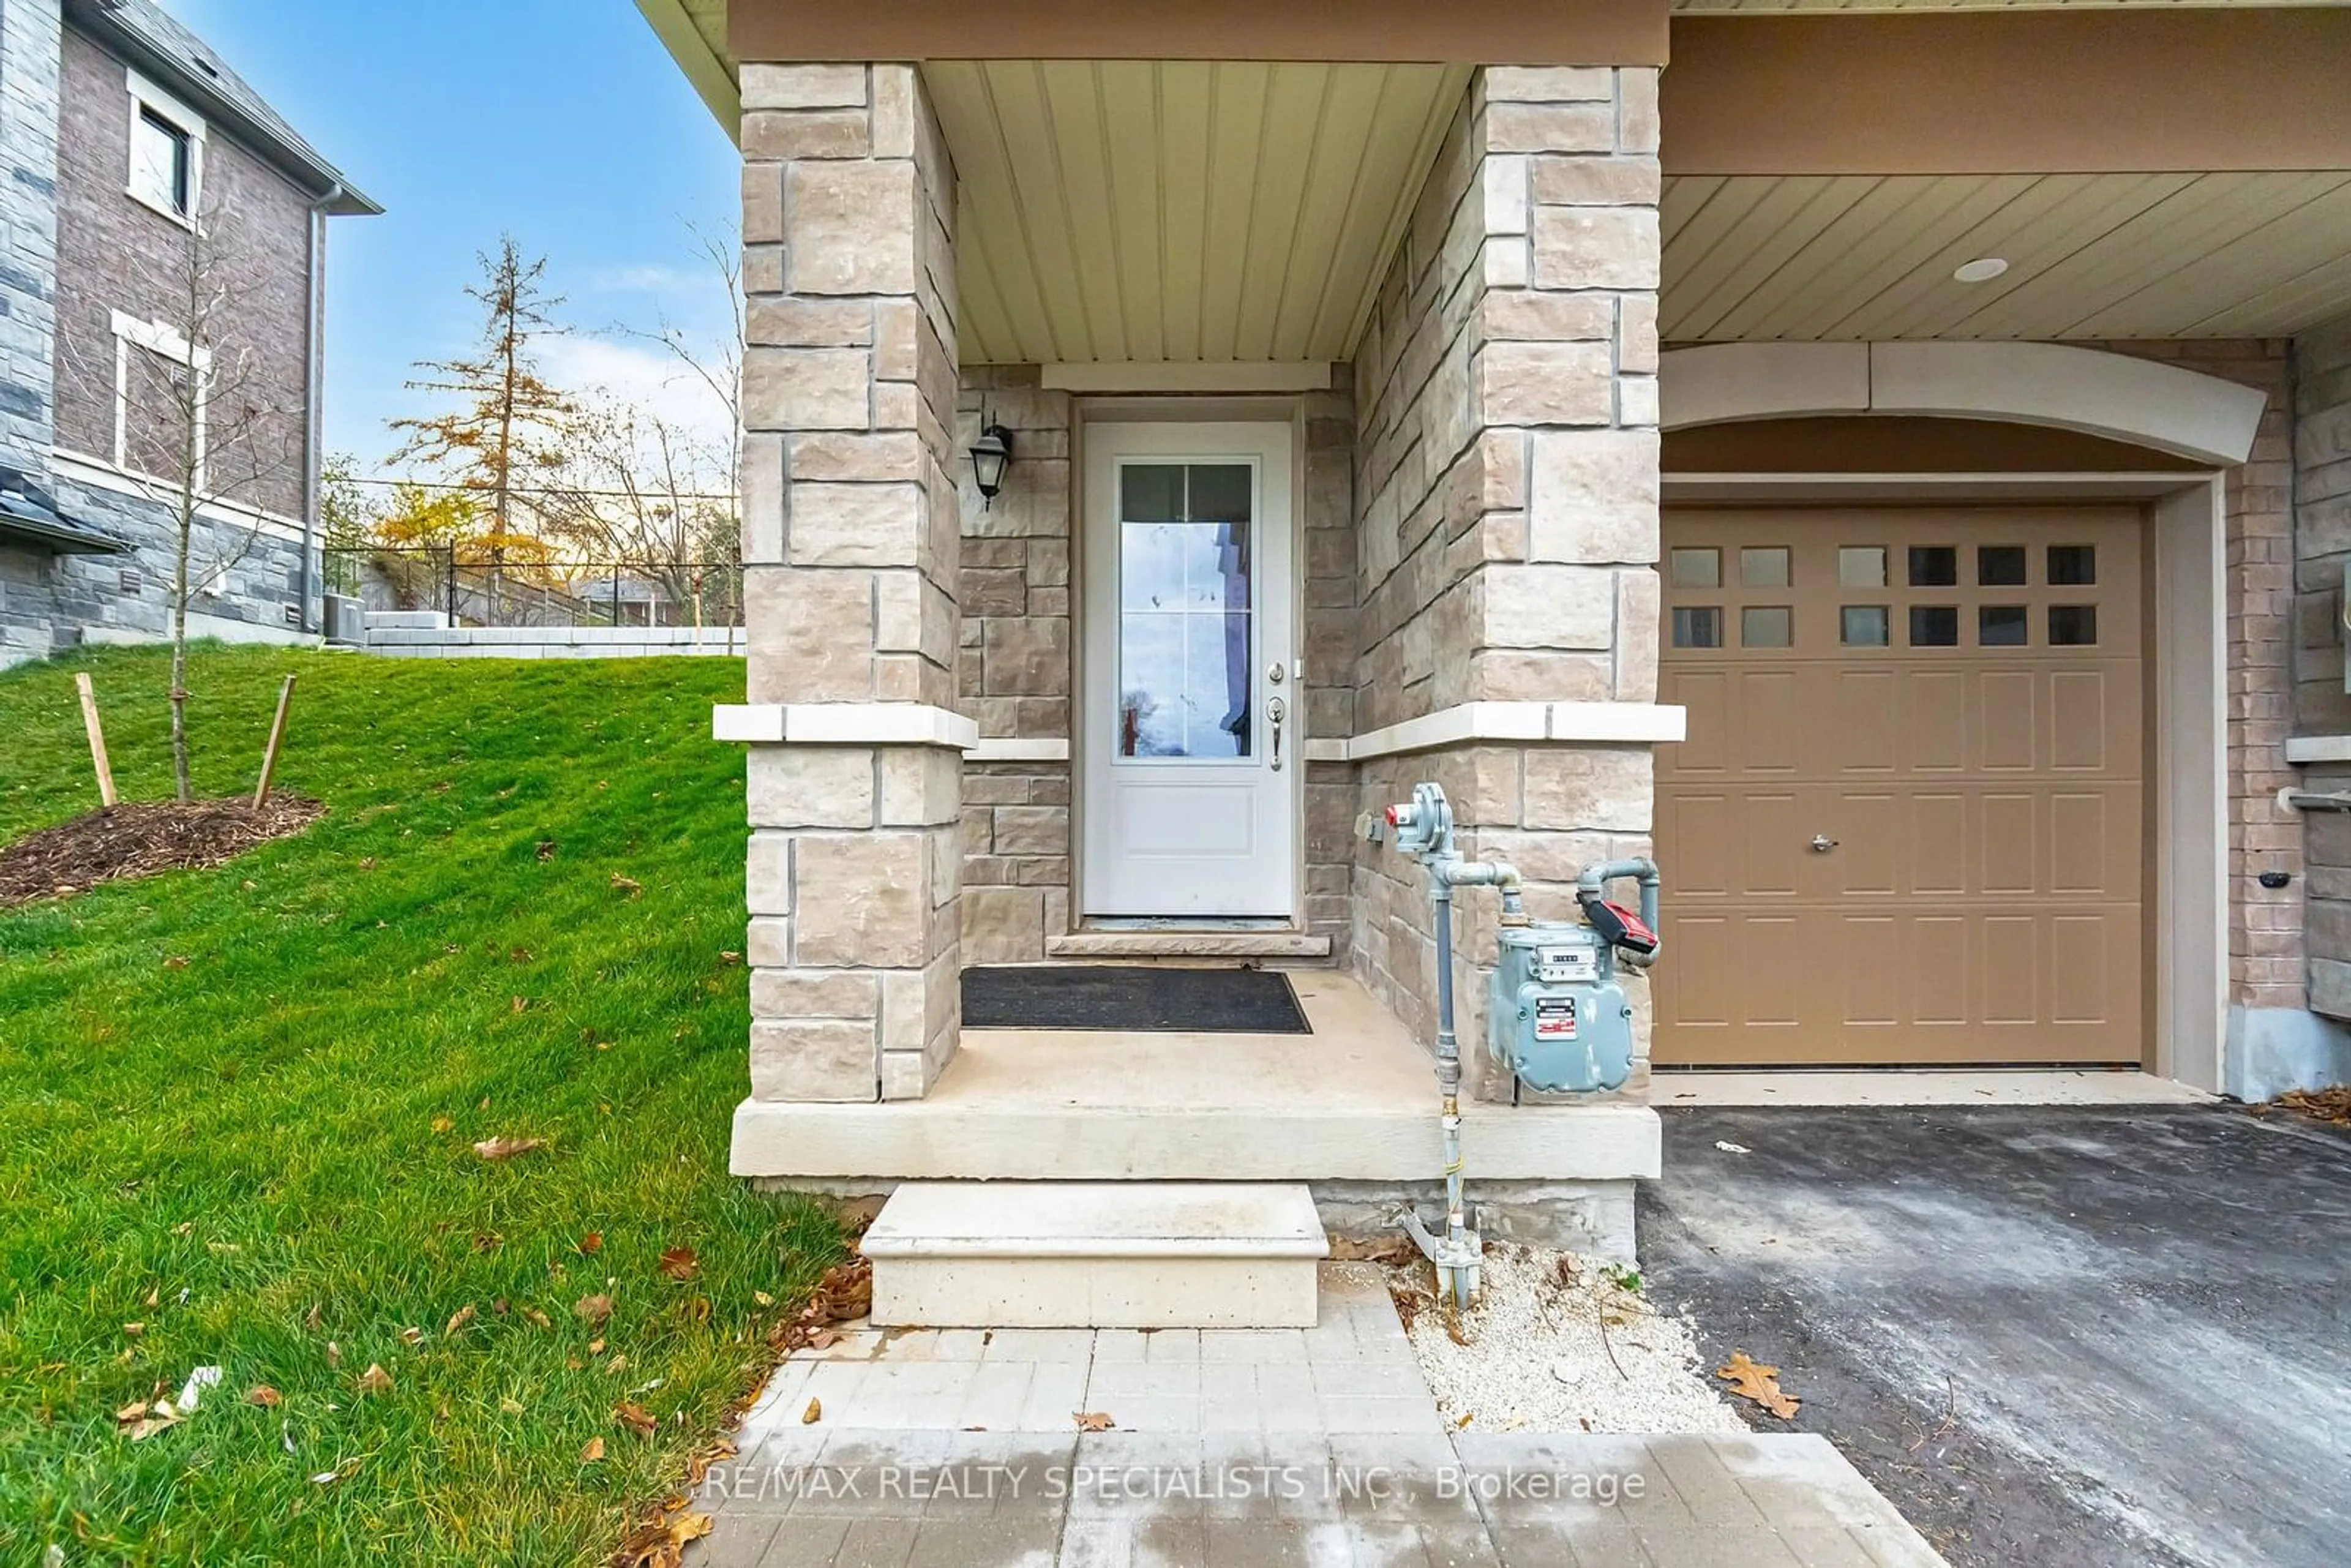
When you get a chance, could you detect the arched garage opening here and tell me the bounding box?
[1652,343,2263,1090]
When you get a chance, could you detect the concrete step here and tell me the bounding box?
[861,1181,1327,1329]
[364,609,449,629]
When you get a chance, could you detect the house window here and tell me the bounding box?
[126,72,204,224]
[110,310,211,487]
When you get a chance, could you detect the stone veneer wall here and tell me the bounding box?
[955,368,1073,964]
[737,62,966,1102]
[952,370,1361,962]
[1346,67,1662,1097]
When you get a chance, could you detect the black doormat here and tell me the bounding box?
[961,965,1312,1033]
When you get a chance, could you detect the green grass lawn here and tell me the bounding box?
[0,644,838,1566]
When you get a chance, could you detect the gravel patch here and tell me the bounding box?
[1391,1242,1747,1434]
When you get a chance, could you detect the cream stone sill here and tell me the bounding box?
[713,702,978,749]
[2285,735,2351,765]
[957,703,1685,768]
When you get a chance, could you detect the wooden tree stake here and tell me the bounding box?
[253,675,297,812]
[75,672,118,808]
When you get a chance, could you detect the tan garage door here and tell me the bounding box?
[1654,508,2146,1067]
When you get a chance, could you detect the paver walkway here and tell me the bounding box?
[689,1266,1946,1566]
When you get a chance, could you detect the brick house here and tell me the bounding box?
[639,0,2351,1266]
[0,0,376,669]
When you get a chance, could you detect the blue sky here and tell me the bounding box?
[159,0,739,470]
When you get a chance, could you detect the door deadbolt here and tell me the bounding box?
[1810,835,1838,853]
[1267,662,1286,685]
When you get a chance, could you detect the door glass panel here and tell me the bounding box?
[1977,546,2027,586]
[1117,463,1253,759]
[1741,547,1791,588]
[1841,606,1890,647]
[1978,605,2029,647]
[2049,604,2099,646]
[1909,606,1959,647]
[1741,606,1792,647]
[1839,547,1886,588]
[2049,544,2096,585]
[1671,606,1722,648]
[1670,547,1720,589]
[1908,546,1959,587]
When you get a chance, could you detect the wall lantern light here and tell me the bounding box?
[969,421,1014,508]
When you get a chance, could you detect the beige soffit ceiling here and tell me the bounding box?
[924,61,1471,366]
[1662,171,2351,340]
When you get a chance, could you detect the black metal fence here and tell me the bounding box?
[325,547,744,631]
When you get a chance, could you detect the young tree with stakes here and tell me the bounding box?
[58,195,307,802]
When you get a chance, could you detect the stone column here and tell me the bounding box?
[0,0,61,471]
[1351,64,1665,1097]
[731,63,966,1102]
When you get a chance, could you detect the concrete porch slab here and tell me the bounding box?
[729,971,1660,1184]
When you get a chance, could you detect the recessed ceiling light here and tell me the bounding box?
[1952,257,2009,283]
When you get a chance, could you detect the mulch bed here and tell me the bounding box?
[0,795,324,907]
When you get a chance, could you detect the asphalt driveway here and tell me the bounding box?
[1639,1103,2351,1568]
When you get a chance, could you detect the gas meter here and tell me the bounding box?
[1485,860,1660,1095]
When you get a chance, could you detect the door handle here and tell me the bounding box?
[1810,834,1838,853]
[1267,696,1287,772]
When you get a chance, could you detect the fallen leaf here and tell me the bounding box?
[658,1246,699,1282]
[399,1327,424,1347]
[673,1514,713,1547]
[581,1435,606,1463]
[509,947,533,963]
[801,1397,822,1425]
[356,1364,391,1395]
[446,1304,477,1336]
[162,956,188,970]
[1715,1141,1753,1155]
[500,1396,526,1416]
[588,1337,606,1355]
[536,841,557,861]
[614,1400,658,1438]
[122,1322,143,1337]
[576,1294,613,1326]
[510,996,529,1015]
[607,1354,629,1375]
[610,874,643,898]
[522,1307,553,1330]
[249,1386,282,1408]
[115,1400,149,1424]
[430,1116,454,1135]
[806,1327,836,1351]
[718,950,741,966]
[1074,1411,1116,1432]
[473,1136,545,1161]
[579,1231,604,1255]
[143,1286,159,1308]
[325,1341,342,1369]
[1716,1351,1801,1420]
[752,1290,774,1308]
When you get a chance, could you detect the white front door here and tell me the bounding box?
[1080,421,1297,917]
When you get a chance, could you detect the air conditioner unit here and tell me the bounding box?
[323,593,366,646]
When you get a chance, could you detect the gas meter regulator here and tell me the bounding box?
[1486,860,1661,1095]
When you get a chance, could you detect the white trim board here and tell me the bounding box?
[1042,362,1332,394]
[969,737,1070,763]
